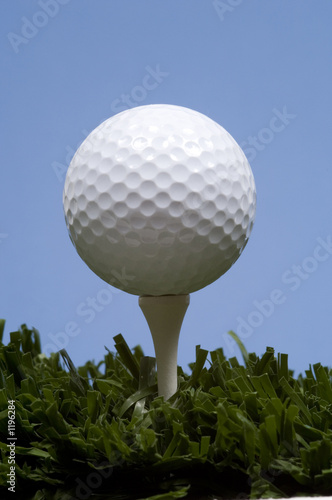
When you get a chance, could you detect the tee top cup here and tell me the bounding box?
[63,104,256,399]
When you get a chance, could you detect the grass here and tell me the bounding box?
[0,319,331,499]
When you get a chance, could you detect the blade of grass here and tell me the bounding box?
[279,376,312,425]
[227,330,249,365]
[0,319,5,344]
[187,346,208,387]
[113,333,140,381]
[118,384,158,418]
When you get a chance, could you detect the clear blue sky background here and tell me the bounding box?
[1,1,332,375]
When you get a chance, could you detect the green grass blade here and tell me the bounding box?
[118,384,158,418]
[226,330,249,365]
[279,376,312,425]
[113,333,140,381]
[0,319,5,344]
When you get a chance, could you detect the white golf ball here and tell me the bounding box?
[63,104,256,296]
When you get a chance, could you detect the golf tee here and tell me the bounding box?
[139,294,190,400]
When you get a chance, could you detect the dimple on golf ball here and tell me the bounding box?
[63,104,256,296]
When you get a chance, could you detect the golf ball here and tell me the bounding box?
[63,104,256,296]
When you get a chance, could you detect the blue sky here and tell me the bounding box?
[1,1,332,375]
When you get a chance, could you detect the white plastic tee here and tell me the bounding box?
[139,295,190,400]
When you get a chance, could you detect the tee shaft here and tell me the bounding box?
[139,294,190,400]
